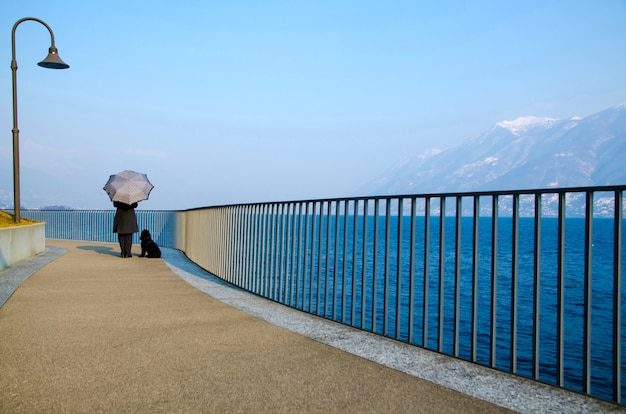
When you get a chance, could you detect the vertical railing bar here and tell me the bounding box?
[237,209,248,287]
[511,193,519,373]
[318,201,325,315]
[283,203,291,304]
[228,208,235,283]
[237,206,249,287]
[362,200,369,330]
[319,201,325,314]
[217,209,224,279]
[250,206,262,293]
[207,209,213,273]
[408,197,417,345]
[253,204,261,294]
[384,199,391,337]
[218,207,223,279]
[284,203,291,303]
[286,202,292,303]
[229,207,235,283]
[234,206,242,287]
[222,207,228,280]
[491,195,499,368]
[324,200,332,318]
[277,203,285,301]
[352,200,360,326]
[298,203,304,307]
[273,203,279,299]
[267,204,274,299]
[342,200,349,323]
[232,207,239,284]
[227,207,233,282]
[295,202,304,309]
[247,206,254,293]
[222,208,228,277]
[438,197,446,352]
[265,204,273,298]
[217,208,222,275]
[396,198,404,340]
[242,205,250,291]
[471,195,480,362]
[309,201,324,315]
[275,204,280,299]
[557,192,566,386]
[224,206,235,284]
[256,205,263,295]
[229,207,235,282]
[423,196,431,348]
[533,193,542,379]
[613,190,623,404]
[290,203,298,306]
[333,200,340,321]
[302,202,310,311]
[216,208,223,279]
[261,204,269,296]
[216,208,221,276]
[276,204,283,301]
[206,210,213,273]
[583,191,593,394]
[373,199,380,334]
[220,208,227,280]
[271,204,277,298]
[454,196,462,356]
[263,203,276,299]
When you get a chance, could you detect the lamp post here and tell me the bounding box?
[11,17,69,222]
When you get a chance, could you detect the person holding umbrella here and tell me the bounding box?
[103,170,154,258]
[113,201,138,258]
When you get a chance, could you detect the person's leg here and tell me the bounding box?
[117,234,126,257]
[122,234,133,257]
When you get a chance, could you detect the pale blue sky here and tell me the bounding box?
[1,1,625,210]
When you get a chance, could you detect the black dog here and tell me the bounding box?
[139,229,162,258]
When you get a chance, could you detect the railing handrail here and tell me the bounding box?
[183,184,626,210]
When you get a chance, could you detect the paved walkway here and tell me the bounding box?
[0,240,622,413]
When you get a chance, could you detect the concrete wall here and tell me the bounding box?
[0,223,46,270]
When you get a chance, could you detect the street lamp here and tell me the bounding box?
[11,17,69,222]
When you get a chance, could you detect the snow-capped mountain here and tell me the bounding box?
[495,116,559,136]
[358,103,626,197]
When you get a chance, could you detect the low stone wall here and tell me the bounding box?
[0,223,45,270]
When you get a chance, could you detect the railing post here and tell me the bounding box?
[614,190,623,404]
[491,195,499,368]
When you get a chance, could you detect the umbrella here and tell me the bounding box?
[103,170,154,205]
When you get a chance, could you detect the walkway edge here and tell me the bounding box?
[0,245,67,308]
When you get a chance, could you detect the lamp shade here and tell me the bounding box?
[37,47,69,69]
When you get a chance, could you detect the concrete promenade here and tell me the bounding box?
[0,240,622,413]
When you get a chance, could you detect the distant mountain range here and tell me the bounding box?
[358,103,626,197]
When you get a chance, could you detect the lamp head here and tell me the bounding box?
[37,46,69,69]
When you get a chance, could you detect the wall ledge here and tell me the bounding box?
[0,223,46,270]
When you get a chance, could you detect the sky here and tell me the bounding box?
[1,1,625,211]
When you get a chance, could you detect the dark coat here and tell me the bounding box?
[113,202,138,234]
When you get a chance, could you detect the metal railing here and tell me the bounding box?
[17,209,177,247]
[14,185,626,405]
[187,185,625,405]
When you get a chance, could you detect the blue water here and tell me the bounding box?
[262,215,625,401]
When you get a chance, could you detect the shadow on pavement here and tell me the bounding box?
[76,245,120,258]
